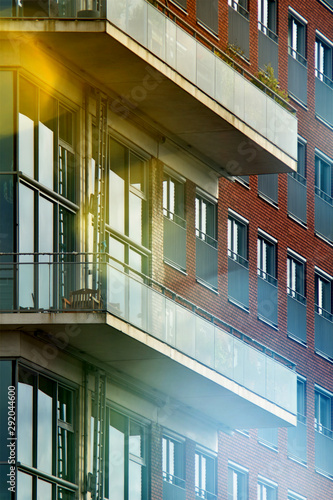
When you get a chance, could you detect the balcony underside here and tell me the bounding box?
[1,312,296,430]
[1,20,296,176]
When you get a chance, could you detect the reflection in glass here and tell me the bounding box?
[18,114,34,178]
[39,122,54,189]
[128,193,142,243]
[129,461,142,500]
[130,152,145,191]
[109,169,125,234]
[129,422,143,458]
[38,377,54,474]
[19,184,34,308]
[39,197,53,309]
[108,411,125,500]
[18,370,34,466]
[37,478,52,500]
[17,471,33,500]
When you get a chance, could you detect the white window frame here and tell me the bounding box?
[228,462,248,500]
[162,433,185,489]
[257,230,277,284]
[315,385,333,436]
[195,448,216,499]
[257,476,278,500]
[288,10,307,63]
[228,210,249,266]
[315,32,333,84]
[287,250,306,303]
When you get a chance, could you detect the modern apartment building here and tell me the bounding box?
[0,0,332,499]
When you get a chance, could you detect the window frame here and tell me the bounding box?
[258,0,277,39]
[315,150,333,203]
[228,462,248,500]
[288,10,307,64]
[228,211,249,268]
[195,448,217,499]
[163,168,186,227]
[287,250,306,304]
[314,385,333,437]
[17,364,77,499]
[195,191,217,249]
[162,433,185,490]
[257,476,278,500]
[257,230,277,285]
[315,33,333,85]
[315,268,333,320]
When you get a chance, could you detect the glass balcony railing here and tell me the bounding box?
[315,310,333,360]
[196,232,218,290]
[228,252,249,309]
[288,52,307,106]
[315,425,333,478]
[287,291,307,344]
[163,212,186,271]
[0,253,297,415]
[288,415,307,464]
[257,272,278,327]
[315,188,333,243]
[288,172,307,224]
[2,0,297,164]
[315,73,333,127]
[228,3,250,59]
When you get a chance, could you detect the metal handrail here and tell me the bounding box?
[288,46,307,67]
[0,251,296,370]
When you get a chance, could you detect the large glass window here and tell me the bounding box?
[163,172,185,223]
[228,215,248,266]
[104,408,148,500]
[288,14,306,63]
[195,195,217,246]
[228,463,248,500]
[315,271,332,319]
[287,253,306,301]
[257,232,277,284]
[258,0,277,37]
[257,478,277,500]
[315,153,333,202]
[162,435,185,489]
[196,192,218,289]
[195,450,216,500]
[315,37,333,85]
[17,366,76,499]
[315,387,333,436]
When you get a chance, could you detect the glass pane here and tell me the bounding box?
[59,106,73,145]
[108,410,125,500]
[17,471,33,500]
[58,488,76,500]
[18,369,34,466]
[0,71,14,174]
[37,479,52,500]
[0,362,13,462]
[130,152,145,192]
[39,121,54,189]
[58,386,73,424]
[128,192,143,243]
[129,421,144,458]
[109,169,125,234]
[129,249,142,274]
[39,197,54,309]
[129,460,142,500]
[19,183,34,309]
[59,147,75,201]
[38,376,54,474]
[18,113,34,177]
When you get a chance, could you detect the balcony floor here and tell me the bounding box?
[1,311,296,430]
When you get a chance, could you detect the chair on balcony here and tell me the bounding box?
[62,288,102,311]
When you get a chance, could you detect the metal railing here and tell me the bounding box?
[314,189,333,242]
[288,414,307,464]
[0,252,297,413]
[164,214,187,271]
[287,291,307,343]
[315,310,333,360]
[228,253,249,309]
[315,73,333,127]
[315,425,333,478]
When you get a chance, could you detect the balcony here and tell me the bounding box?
[288,50,307,106]
[163,212,186,271]
[257,272,278,327]
[315,426,333,478]
[288,415,307,464]
[196,232,218,290]
[315,73,333,127]
[0,253,297,429]
[163,480,186,500]
[258,173,278,205]
[315,309,333,361]
[258,24,279,79]
[315,188,333,243]
[288,172,307,224]
[287,291,307,344]
[228,2,250,59]
[0,0,297,176]
[228,252,249,309]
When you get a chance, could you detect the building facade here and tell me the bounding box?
[0,0,332,499]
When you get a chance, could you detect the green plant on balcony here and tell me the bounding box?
[253,64,290,108]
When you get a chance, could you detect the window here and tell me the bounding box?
[296,139,306,181]
[288,13,307,63]
[287,252,306,302]
[17,365,76,499]
[172,0,187,9]
[228,463,248,500]
[257,477,277,500]
[288,492,306,500]
[315,387,333,437]
[162,435,185,489]
[196,192,218,290]
[315,271,332,319]
[108,137,148,247]
[297,378,306,423]
[228,215,248,266]
[257,232,277,285]
[315,36,333,85]
[195,450,216,499]
[315,153,333,202]
[228,0,248,17]
[258,0,277,37]
[163,171,185,225]
[104,408,148,500]
[196,194,217,247]
[197,0,219,34]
